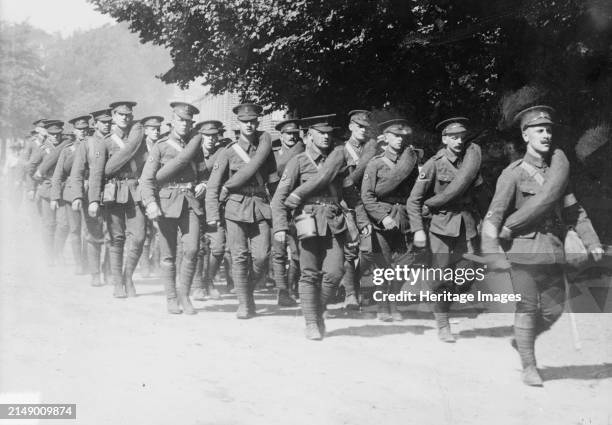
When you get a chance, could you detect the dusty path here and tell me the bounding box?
[1,186,611,425]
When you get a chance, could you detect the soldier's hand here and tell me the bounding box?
[194,182,207,199]
[145,202,162,221]
[26,190,35,201]
[498,226,512,240]
[590,246,605,262]
[422,205,431,217]
[360,224,372,237]
[72,199,82,211]
[274,231,286,243]
[414,230,427,248]
[49,200,58,210]
[88,201,100,218]
[382,216,397,230]
[219,186,229,202]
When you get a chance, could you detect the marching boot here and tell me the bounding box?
[305,323,323,340]
[515,326,543,386]
[301,280,322,340]
[161,263,181,314]
[140,242,152,278]
[123,253,139,297]
[434,312,456,343]
[112,275,127,298]
[377,301,393,322]
[389,300,403,322]
[514,313,543,386]
[235,268,254,319]
[178,283,197,315]
[191,253,206,301]
[223,252,234,290]
[342,260,359,310]
[90,273,102,287]
[277,288,298,307]
[205,254,222,299]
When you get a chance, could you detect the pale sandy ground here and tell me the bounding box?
[0,185,611,425]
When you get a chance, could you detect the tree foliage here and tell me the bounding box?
[89,0,612,129]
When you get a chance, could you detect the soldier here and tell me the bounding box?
[89,101,147,298]
[69,109,111,287]
[206,103,279,319]
[271,119,304,307]
[406,117,484,342]
[26,120,71,265]
[271,114,351,340]
[139,116,164,277]
[140,102,204,314]
[50,115,90,275]
[191,120,227,301]
[481,105,603,386]
[361,119,420,321]
[23,119,48,218]
[341,110,376,309]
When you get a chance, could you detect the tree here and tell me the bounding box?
[0,22,59,138]
[89,0,612,129]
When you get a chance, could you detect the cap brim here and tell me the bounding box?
[200,129,220,135]
[237,114,260,121]
[350,118,371,127]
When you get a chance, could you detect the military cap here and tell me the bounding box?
[436,117,469,135]
[233,103,263,121]
[44,120,64,134]
[141,116,164,127]
[514,105,555,130]
[109,101,137,114]
[275,119,301,133]
[348,110,371,127]
[91,109,112,122]
[379,119,412,136]
[301,114,337,133]
[69,115,91,130]
[195,120,223,135]
[32,118,48,127]
[170,102,199,120]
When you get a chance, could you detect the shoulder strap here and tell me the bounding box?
[232,143,251,163]
[345,143,359,164]
[519,161,545,186]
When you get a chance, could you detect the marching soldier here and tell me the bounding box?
[69,109,112,287]
[341,110,376,309]
[271,114,350,340]
[361,119,420,321]
[23,119,48,218]
[89,101,147,298]
[26,120,70,265]
[271,119,304,307]
[407,117,484,342]
[191,120,227,301]
[50,115,91,275]
[206,103,279,319]
[140,102,204,314]
[481,105,603,386]
[139,116,165,277]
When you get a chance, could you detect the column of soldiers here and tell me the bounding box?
[12,99,605,388]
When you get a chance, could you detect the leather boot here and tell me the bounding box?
[344,293,359,310]
[161,263,181,314]
[111,274,126,298]
[514,313,543,386]
[123,253,139,297]
[178,283,197,315]
[305,323,323,340]
[191,254,206,301]
[90,273,102,287]
[434,312,456,343]
[277,288,297,307]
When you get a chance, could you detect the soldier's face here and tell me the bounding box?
[442,132,466,154]
[202,134,218,152]
[281,132,298,147]
[349,121,368,143]
[47,133,58,144]
[239,118,259,136]
[74,128,87,140]
[310,128,330,150]
[385,132,404,151]
[96,120,111,135]
[112,110,132,128]
[172,114,192,137]
[144,126,160,141]
[523,125,553,155]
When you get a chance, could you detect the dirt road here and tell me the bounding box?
[1,189,611,425]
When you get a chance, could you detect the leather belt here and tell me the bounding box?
[305,196,338,205]
[163,182,194,191]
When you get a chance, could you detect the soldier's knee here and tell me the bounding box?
[325,266,345,286]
